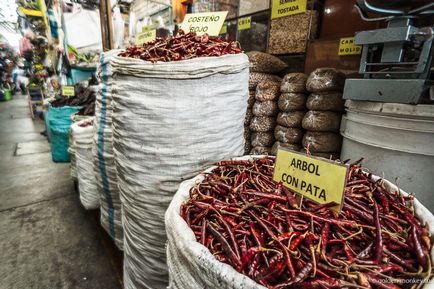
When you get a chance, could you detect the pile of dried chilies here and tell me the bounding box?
[180,157,432,289]
[119,29,241,62]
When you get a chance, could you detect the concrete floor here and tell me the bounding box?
[0,95,121,289]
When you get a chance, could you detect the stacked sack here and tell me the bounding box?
[271,73,308,155]
[93,50,123,249]
[246,51,287,155]
[71,117,99,210]
[302,68,346,159]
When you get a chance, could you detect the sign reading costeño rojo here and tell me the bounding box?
[273,149,348,211]
[271,0,307,19]
[180,11,228,36]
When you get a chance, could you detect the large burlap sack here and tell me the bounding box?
[302,131,342,153]
[165,155,434,289]
[278,93,306,112]
[72,117,98,210]
[280,73,307,93]
[306,68,346,92]
[111,53,249,289]
[306,91,344,112]
[246,51,288,73]
[93,50,123,250]
[302,110,342,132]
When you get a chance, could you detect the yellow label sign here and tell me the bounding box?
[35,64,43,70]
[271,0,307,19]
[273,149,348,211]
[180,11,228,36]
[238,17,251,31]
[61,86,75,97]
[220,22,227,35]
[338,37,362,56]
[135,30,156,45]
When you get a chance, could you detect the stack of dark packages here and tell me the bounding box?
[302,68,346,159]
[246,51,287,155]
[50,84,97,116]
[271,73,308,155]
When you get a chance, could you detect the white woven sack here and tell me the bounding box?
[93,50,124,249]
[111,53,249,289]
[165,155,434,289]
[72,118,99,210]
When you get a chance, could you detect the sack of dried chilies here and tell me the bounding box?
[165,156,434,289]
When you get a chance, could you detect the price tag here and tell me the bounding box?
[338,37,362,56]
[271,0,307,19]
[273,149,348,212]
[135,30,156,45]
[237,17,251,31]
[180,11,228,36]
[61,86,75,97]
[219,22,227,35]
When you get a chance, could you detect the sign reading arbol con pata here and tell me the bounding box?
[273,149,348,211]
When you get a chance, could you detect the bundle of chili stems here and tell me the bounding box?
[180,157,432,289]
[119,29,241,62]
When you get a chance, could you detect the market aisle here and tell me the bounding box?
[0,95,121,289]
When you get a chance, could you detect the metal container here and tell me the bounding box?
[340,100,434,210]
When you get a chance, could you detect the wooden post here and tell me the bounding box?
[100,0,114,51]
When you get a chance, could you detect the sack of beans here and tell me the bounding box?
[111,52,249,289]
[249,72,282,90]
[252,100,278,116]
[302,110,342,132]
[250,146,272,155]
[71,117,99,210]
[300,149,340,160]
[280,73,308,93]
[271,141,302,155]
[165,156,434,289]
[276,111,305,128]
[306,68,346,92]
[278,93,306,112]
[244,109,253,127]
[248,90,256,108]
[246,51,288,73]
[306,91,345,112]
[274,125,303,144]
[250,116,276,132]
[244,129,252,155]
[255,81,281,102]
[93,51,124,250]
[302,131,342,153]
[251,132,274,147]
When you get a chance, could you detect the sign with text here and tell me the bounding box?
[238,17,251,31]
[220,22,228,34]
[61,86,75,97]
[271,0,307,19]
[135,29,156,45]
[338,37,362,56]
[273,149,348,211]
[180,11,228,36]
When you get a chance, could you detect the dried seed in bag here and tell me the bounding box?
[247,51,288,73]
[302,131,342,153]
[255,81,281,102]
[251,132,274,147]
[271,141,302,155]
[250,116,276,132]
[278,93,307,112]
[252,100,278,116]
[249,72,282,90]
[276,111,305,128]
[306,68,346,92]
[306,91,345,112]
[302,111,342,132]
[280,73,308,93]
[274,125,303,144]
[250,146,272,155]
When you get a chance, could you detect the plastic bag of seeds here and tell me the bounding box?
[248,90,256,108]
[244,109,253,127]
[255,81,281,102]
[302,111,342,132]
[249,72,282,90]
[246,51,288,73]
[274,125,304,144]
[250,146,272,155]
[250,116,276,132]
[302,131,342,153]
[306,68,346,92]
[276,111,305,128]
[280,73,308,93]
[301,149,340,160]
[252,100,278,116]
[251,132,274,147]
[278,93,307,112]
[306,91,345,112]
[271,141,302,155]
